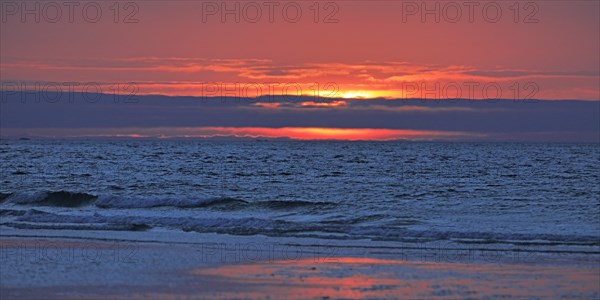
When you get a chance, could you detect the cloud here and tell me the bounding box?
[2,58,598,100]
[1,92,598,142]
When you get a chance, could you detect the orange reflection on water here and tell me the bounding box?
[201,127,470,141]
[189,257,600,299]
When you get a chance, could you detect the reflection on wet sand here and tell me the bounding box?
[188,257,600,299]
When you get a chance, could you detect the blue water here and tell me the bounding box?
[1,140,599,248]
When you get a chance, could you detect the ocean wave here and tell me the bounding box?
[6,191,97,207]
[5,209,599,246]
[95,195,249,209]
[2,191,336,211]
[11,210,297,236]
[0,208,27,217]
[321,214,391,225]
[2,221,151,231]
[349,227,600,246]
[256,200,337,210]
[0,192,13,203]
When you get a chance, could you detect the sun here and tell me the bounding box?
[340,91,373,99]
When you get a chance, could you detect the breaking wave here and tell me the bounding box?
[7,191,97,207]
[2,191,336,211]
[3,209,599,246]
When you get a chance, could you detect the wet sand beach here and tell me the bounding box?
[2,231,598,299]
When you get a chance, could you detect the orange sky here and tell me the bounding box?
[1,1,598,100]
[1,1,599,141]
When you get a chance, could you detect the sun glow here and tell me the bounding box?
[336,90,398,99]
[340,91,374,99]
[173,127,473,141]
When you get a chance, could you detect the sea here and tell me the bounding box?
[1,140,599,255]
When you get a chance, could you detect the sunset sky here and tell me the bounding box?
[1,1,599,141]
